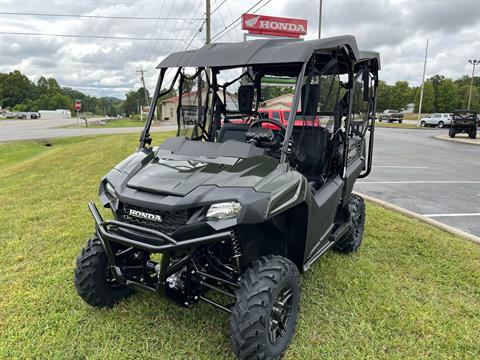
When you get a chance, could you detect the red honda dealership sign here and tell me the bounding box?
[75,100,81,111]
[241,14,308,38]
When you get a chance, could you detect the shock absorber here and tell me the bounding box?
[230,231,242,273]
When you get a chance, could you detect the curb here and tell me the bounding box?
[433,135,480,146]
[355,191,480,246]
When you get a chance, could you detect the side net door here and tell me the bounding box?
[177,68,211,140]
[293,57,346,185]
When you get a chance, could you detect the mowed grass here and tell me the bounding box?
[88,118,147,128]
[0,133,479,359]
[375,122,428,129]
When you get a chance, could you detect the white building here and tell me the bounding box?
[38,109,72,119]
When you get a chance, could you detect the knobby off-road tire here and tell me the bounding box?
[449,127,456,138]
[74,236,133,307]
[469,128,477,139]
[334,194,366,253]
[230,255,300,360]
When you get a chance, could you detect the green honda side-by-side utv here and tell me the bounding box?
[74,36,380,359]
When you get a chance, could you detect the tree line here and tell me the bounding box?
[1,70,479,117]
[377,74,479,113]
[0,70,123,116]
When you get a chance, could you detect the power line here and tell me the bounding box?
[147,0,176,60]
[211,0,271,42]
[211,0,228,15]
[143,0,167,62]
[0,11,202,22]
[0,31,187,42]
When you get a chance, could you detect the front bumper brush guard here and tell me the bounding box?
[88,202,233,295]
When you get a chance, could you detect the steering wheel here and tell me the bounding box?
[246,118,287,150]
[248,119,287,138]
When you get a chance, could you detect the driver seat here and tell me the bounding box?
[217,123,250,143]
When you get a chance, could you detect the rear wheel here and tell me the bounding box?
[449,127,456,138]
[438,121,445,128]
[469,128,477,139]
[334,194,366,253]
[230,255,300,360]
[74,236,134,307]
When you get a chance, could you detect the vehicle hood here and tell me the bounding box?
[125,155,278,196]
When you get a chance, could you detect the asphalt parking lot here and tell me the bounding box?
[356,127,480,237]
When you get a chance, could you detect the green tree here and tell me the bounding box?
[436,79,458,112]
[123,88,150,116]
[391,81,411,110]
[376,80,395,112]
[414,81,435,113]
[0,70,35,108]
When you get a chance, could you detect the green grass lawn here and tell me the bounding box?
[0,134,479,359]
[375,122,426,129]
[88,118,148,128]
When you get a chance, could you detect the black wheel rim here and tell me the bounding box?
[268,285,294,344]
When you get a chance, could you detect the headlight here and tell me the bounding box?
[105,182,118,203]
[206,201,241,220]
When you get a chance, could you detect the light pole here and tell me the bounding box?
[467,59,479,110]
[417,39,429,122]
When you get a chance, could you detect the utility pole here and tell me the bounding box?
[206,0,211,45]
[417,39,429,122]
[318,0,323,39]
[467,59,479,110]
[136,65,149,106]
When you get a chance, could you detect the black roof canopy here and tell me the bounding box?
[157,35,380,70]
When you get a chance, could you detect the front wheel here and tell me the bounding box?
[230,255,300,360]
[334,194,366,253]
[420,120,426,127]
[469,128,477,139]
[449,127,456,138]
[74,236,134,307]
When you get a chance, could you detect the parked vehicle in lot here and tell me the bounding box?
[30,112,40,119]
[73,36,380,359]
[378,109,404,123]
[418,113,452,128]
[449,110,477,139]
[15,112,27,119]
[5,111,16,119]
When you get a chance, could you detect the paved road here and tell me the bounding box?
[0,118,177,142]
[355,127,480,237]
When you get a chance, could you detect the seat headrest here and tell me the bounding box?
[301,84,320,116]
[238,85,255,113]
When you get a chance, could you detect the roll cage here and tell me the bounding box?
[140,38,379,182]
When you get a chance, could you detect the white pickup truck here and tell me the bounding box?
[418,113,452,128]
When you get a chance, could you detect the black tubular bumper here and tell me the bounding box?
[88,202,233,294]
[88,202,232,253]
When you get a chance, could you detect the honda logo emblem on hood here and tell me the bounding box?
[129,209,162,222]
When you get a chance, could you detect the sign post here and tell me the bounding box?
[75,100,82,127]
